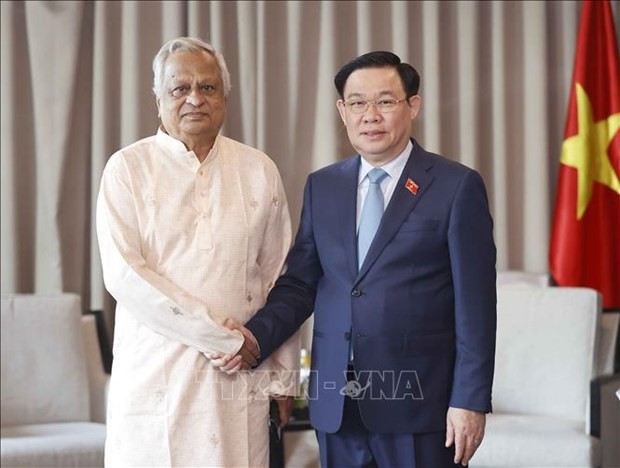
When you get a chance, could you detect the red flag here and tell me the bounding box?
[405,178,419,195]
[549,0,620,309]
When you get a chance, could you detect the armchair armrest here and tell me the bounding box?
[591,373,620,468]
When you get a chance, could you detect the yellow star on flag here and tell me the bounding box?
[559,82,620,219]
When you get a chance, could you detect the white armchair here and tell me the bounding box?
[1,294,109,467]
[471,286,620,468]
[496,270,550,288]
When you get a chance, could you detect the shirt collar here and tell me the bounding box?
[358,140,413,185]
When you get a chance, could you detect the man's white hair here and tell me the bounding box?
[152,37,232,99]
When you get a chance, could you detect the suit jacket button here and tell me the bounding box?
[344,332,351,340]
[351,288,361,297]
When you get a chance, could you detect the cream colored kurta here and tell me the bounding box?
[97,130,299,467]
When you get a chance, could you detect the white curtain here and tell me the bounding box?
[2,0,619,334]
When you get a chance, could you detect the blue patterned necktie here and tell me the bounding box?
[357,168,388,269]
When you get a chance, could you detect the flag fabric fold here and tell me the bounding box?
[549,0,620,309]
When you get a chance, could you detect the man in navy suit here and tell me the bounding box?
[213,51,496,467]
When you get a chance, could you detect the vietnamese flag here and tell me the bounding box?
[549,0,620,309]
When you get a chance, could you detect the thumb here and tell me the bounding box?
[224,319,256,348]
[224,318,241,331]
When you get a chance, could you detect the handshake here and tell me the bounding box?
[208,319,296,428]
[207,318,260,374]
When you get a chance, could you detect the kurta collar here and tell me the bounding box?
[156,127,221,166]
[156,127,190,154]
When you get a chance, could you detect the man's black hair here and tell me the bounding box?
[334,51,420,99]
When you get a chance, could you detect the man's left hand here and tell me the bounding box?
[445,407,486,466]
[272,395,294,428]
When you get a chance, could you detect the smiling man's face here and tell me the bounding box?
[337,67,420,166]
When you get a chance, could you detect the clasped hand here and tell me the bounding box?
[206,318,259,373]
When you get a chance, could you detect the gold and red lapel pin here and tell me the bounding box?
[405,178,419,195]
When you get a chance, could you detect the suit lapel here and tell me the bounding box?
[357,142,435,279]
[338,156,362,278]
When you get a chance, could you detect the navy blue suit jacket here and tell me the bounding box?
[246,140,496,434]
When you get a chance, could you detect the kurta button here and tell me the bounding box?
[344,332,351,340]
[351,288,361,297]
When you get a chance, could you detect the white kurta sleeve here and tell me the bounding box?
[96,154,244,355]
[257,170,301,397]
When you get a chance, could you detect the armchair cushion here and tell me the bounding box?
[474,413,600,467]
[1,294,90,426]
[1,423,105,467]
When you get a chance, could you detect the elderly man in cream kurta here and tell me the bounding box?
[96,37,299,467]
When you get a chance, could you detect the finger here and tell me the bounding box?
[210,354,232,367]
[239,350,257,368]
[243,339,260,360]
[465,434,483,466]
[211,358,226,367]
[221,355,242,371]
[240,339,259,360]
[238,354,258,369]
[445,419,455,448]
[453,431,464,465]
[238,347,257,367]
[238,360,252,371]
[223,360,243,375]
[238,330,260,358]
[461,437,478,466]
[221,355,243,372]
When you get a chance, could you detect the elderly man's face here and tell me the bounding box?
[157,50,226,145]
[337,67,420,167]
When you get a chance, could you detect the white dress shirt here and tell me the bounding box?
[356,140,413,231]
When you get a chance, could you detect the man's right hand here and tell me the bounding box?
[206,318,260,373]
